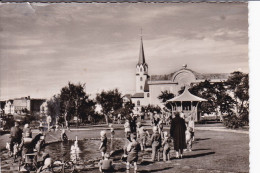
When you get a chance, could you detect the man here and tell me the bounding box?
[10,121,22,156]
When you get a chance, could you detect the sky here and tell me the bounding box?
[0,2,248,100]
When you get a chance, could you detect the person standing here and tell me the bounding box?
[46,115,52,132]
[23,124,32,138]
[170,112,187,159]
[9,121,23,156]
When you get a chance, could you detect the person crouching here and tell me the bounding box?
[99,153,114,173]
[126,133,141,172]
[19,132,33,162]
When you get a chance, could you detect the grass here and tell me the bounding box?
[0,124,249,173]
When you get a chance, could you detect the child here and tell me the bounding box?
[99,153,114,173]
[109,124,115,139]
[162,131,171,162]
[35,135,45,152]
[126,133,141,172]
[151,126,161,162]
[136,122,150,151]
[124,120,131,141]
[188,116,195,141]
[186,126,192,152]
[99,130,107,159]
[61,129,68,142]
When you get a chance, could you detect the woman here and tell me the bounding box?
[170,112,186,159]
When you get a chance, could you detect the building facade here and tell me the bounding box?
[131,38,230,113]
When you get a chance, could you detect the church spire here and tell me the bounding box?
[138,36,146,65]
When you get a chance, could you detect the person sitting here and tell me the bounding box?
[9,121,23,156]
[99,153,115,173]
[36,152,52,173]
[151,126,161,162]
[61,129,68,142]
[31,131,45,152]
[126,133,141,172]
[19,131,33,162]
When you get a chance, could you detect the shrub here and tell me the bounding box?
[223,114,244,129]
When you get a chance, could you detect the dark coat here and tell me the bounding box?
[170,116,187,150]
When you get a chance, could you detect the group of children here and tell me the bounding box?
[97,113,195,173]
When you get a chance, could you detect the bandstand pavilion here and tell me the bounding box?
[166,87,207,122]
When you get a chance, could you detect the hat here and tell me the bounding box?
[100,130,106,137]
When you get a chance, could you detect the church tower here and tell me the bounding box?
[136,37,148,93]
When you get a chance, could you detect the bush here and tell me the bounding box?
[223,114,245,129]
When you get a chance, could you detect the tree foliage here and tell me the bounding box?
[177,71,249,128]
[158,90,175,111]
[47,94,61,124]
[58,82,95,125]
[96,89,123,124]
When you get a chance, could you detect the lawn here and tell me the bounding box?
[0,124,249,173]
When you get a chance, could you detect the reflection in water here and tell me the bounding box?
[44,139,123,164]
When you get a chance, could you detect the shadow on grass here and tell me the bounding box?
[191,148,211,151]
[184,151,215,158]
[195,138,211,141]
[138,167,173,173]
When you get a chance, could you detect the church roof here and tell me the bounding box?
[166,87,207,102]
[123,94,132,100]
[137,38,146,66]
[150,68,230,81]
[131,93,144,98]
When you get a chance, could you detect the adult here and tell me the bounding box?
[9,121,23,156]
[170,112,187,159]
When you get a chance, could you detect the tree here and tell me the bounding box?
[178,80,234,115]
[96,89,123,124]
[47,94,61,125]
[119,101,135,120]
[226,72,249,116]
[158,90,175,111]
[60,82,95,127]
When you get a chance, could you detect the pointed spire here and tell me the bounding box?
[138,35,146,65]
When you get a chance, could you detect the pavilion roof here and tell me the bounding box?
[166,87,207,102]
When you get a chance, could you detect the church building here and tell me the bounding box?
[131,37,230,113]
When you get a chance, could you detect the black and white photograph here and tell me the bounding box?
[0,2,250,173]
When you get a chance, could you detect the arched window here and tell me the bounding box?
[140,67,142,72]
[147,93,150,97]
[140,77,143,81]
[137,100,140,106]
[140,86,143,90]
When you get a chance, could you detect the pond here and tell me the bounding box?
[0,138,126,172]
